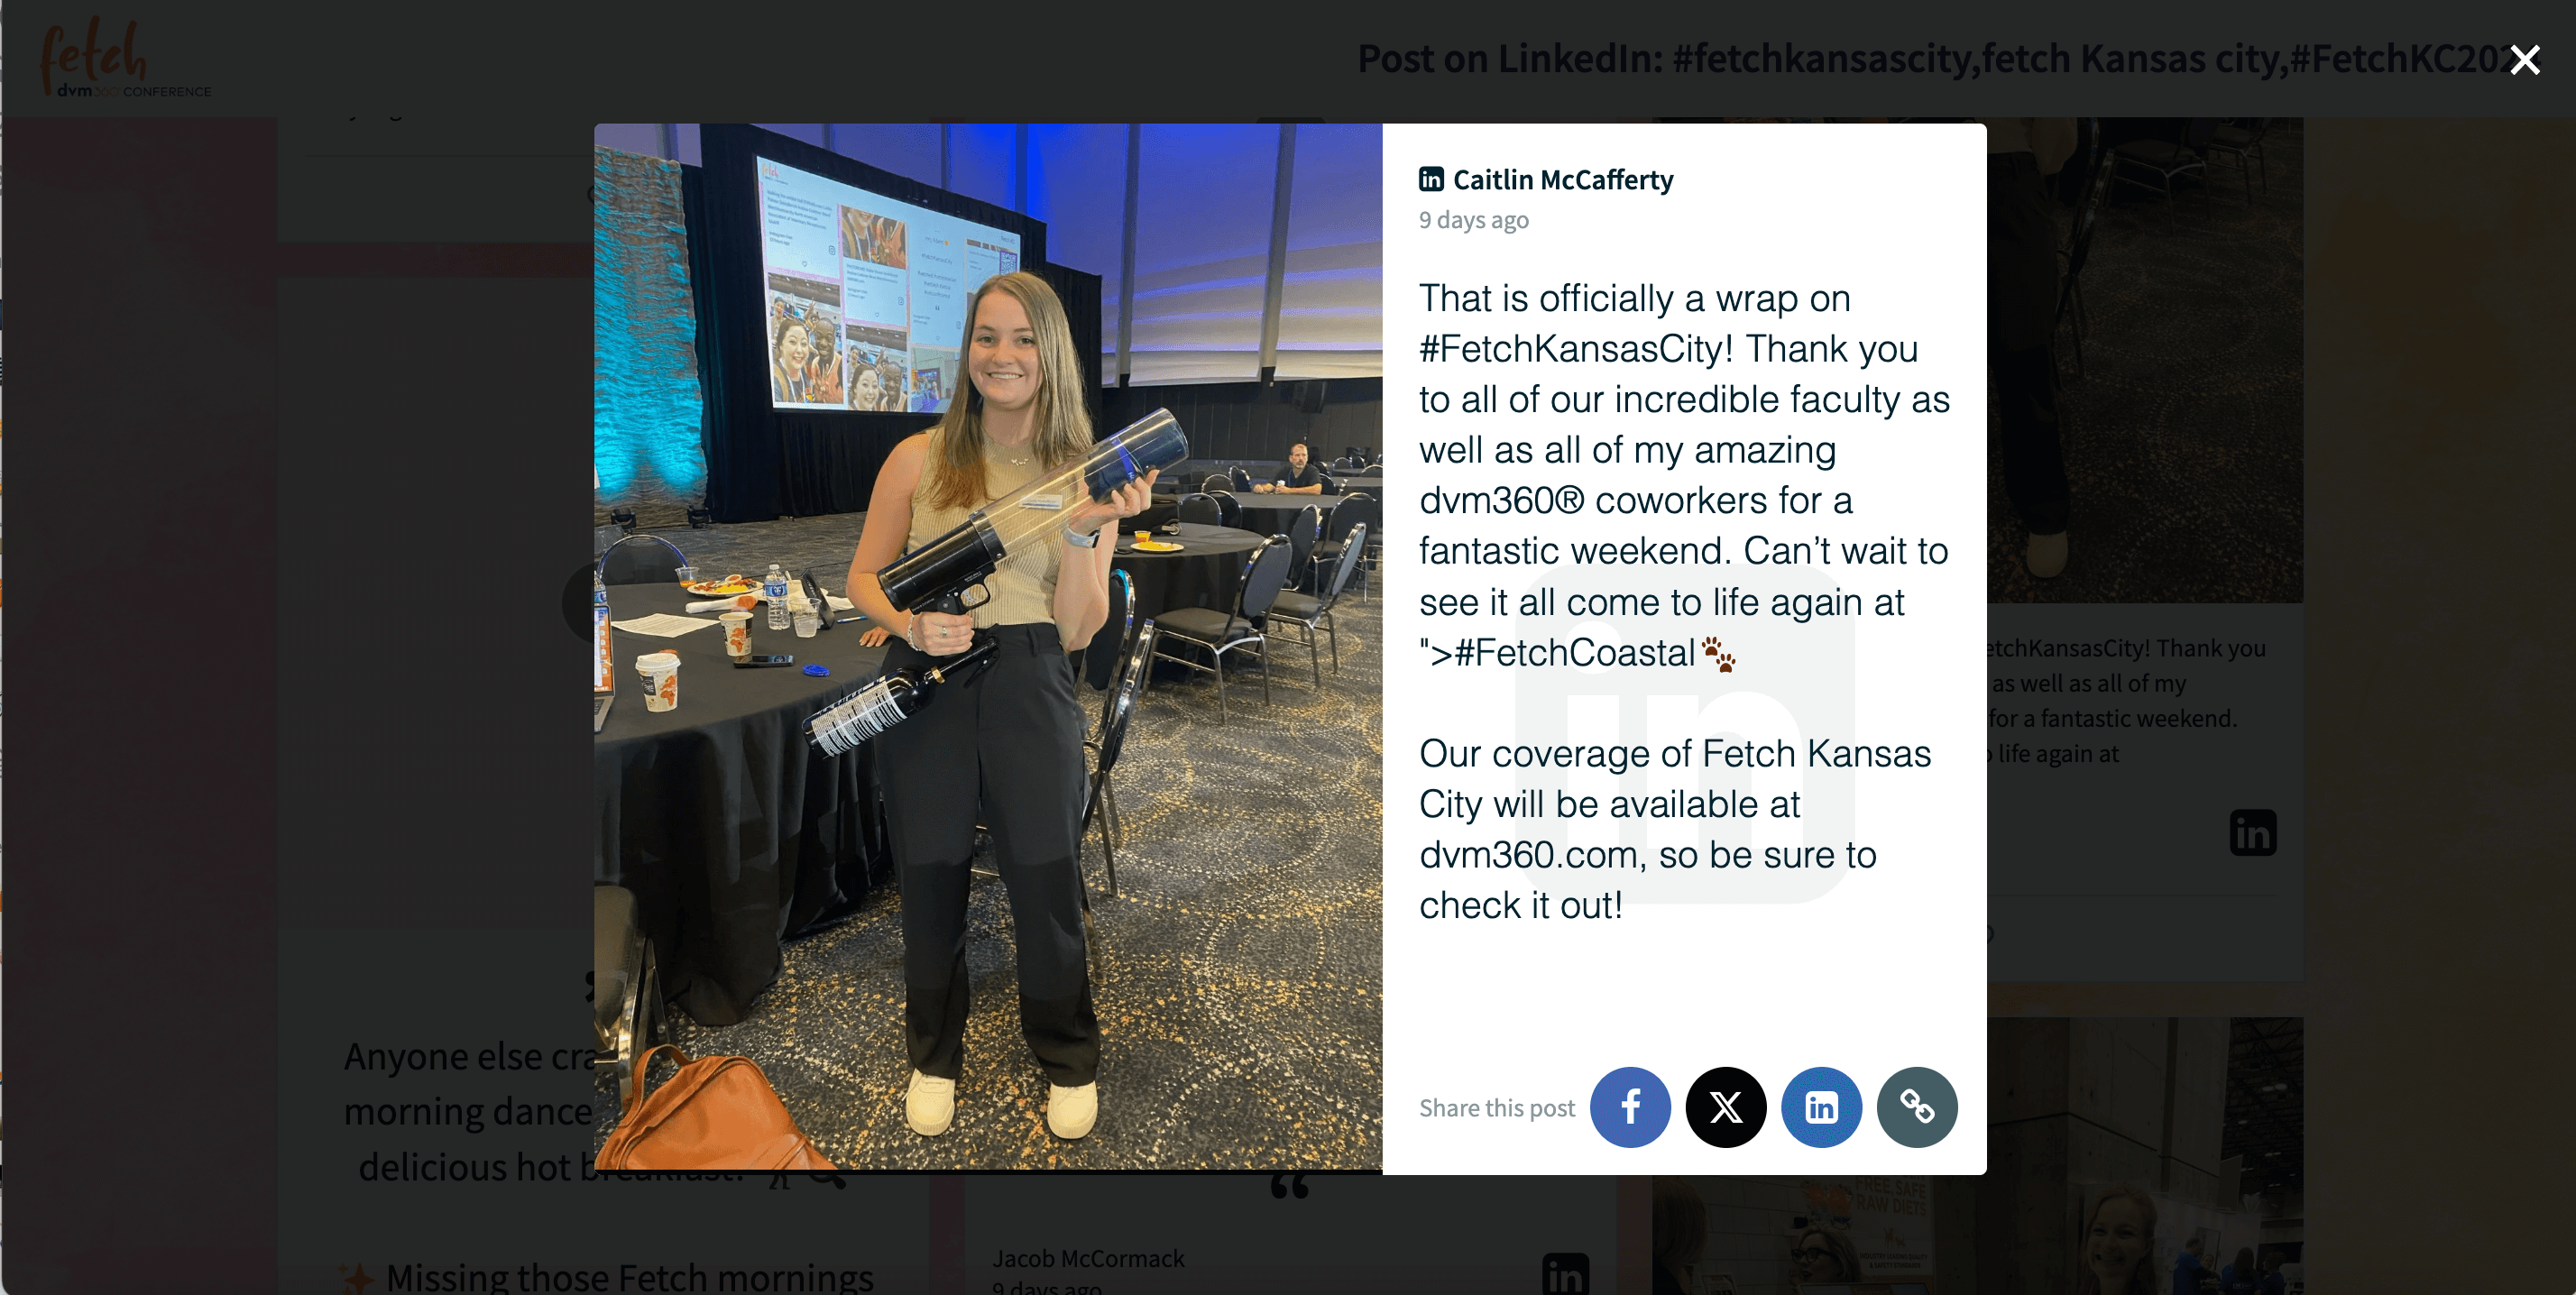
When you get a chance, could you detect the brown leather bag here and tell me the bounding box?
[594,1043,836,1171]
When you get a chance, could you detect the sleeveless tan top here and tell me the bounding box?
[906,428,1061,629]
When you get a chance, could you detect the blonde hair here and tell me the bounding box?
[1790,1225,1861,1282]
[1651,1178,1707,1291]
[2076,1184,2159,1295]
[923,271,1093,512]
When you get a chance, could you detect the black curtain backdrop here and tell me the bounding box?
[688,124,1099,522]
[1101,378,1383,464]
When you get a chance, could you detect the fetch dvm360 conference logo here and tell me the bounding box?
[39,15,210,99]
[41,17,147,95]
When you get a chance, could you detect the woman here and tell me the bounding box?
[1789,1225,1861,1287]
[2219,1246,2259,1295]
[850,364,885,411]
[770,318,817,403]
[844,271,1155,1142]
[1650,1177,1706,1295]
[2078,1183,2158,1295]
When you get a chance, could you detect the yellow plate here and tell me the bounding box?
[1129,540,1183,553]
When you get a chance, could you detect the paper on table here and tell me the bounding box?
[612,613,718,637]
[826,594,855,611]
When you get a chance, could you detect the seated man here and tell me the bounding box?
[1252,441,1326,494]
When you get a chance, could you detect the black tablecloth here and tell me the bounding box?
[1232,493,1347,538]
[1337,476,1384,495]
[594,583,894,1025]
[1111,522,1265,622]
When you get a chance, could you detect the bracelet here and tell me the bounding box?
[905,617,922,650]
[1062,525,1099,548]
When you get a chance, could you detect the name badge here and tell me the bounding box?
[1019,494,1064,510]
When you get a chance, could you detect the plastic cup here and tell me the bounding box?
[793,609,820,638]
[635,653,680,712]
[673,564,697,584]
[718,611,752,657]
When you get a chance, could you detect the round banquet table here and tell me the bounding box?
[593,582,895,1025]
[1337,475,1384,495]
[1138,491,1350,539]
[1110,521,1265,622]
[1233,492,1348,538]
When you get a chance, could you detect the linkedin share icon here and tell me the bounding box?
[1587,1067,1671,1147]
[1684,1067,1768,1149]
[1780,1066,1863,1147]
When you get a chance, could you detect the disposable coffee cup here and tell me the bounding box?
[635,652,680,712]
[718,611,752,657]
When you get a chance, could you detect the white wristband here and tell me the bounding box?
[1062,526,1099,548]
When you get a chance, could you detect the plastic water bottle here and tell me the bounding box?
[593,569,614,685]
[765,565,791,630]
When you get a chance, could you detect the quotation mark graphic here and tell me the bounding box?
[1703,638,1735,671]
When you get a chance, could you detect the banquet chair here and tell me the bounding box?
[2112,117,2218,225]
[1208,489,1243,529]
[2203,117,2274,203]
[1266,524,1367,687]
[1285,504,1324,592]
[2056,152,2119,382]
[1176,492,1223,527]
[1152,537,1293,724]
[1319,471,1340,496]
[1080,621,1158,899]
[593,885,666,1110]
[597,533,690,585]
[1201,473,1232,493]
[1081,568,1136,692]
[1229,465,1255,492]
[1312,493,1378,602]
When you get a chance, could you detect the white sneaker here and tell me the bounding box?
[2026,530,2068,579]
[1045,1082,1099,1140]
[906,1070,955,1136]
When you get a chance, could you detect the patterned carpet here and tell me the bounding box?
[596,513,1385,1169]
[1988,120,2305,603]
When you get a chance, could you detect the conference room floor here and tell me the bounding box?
[1986,119,2305,603]
[599,515,1385,1169]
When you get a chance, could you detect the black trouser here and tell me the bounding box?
[878,622,1099,1087]
[1990,152,2070,535]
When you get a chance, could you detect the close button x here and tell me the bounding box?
[2512,44,2541,74]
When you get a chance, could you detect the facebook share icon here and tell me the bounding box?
[1588,1067,1672,1147]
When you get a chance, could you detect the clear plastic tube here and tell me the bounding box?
[977,408,1187,550]
[878,409,1188,614]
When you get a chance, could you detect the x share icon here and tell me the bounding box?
[1687,1067,1767,1148]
